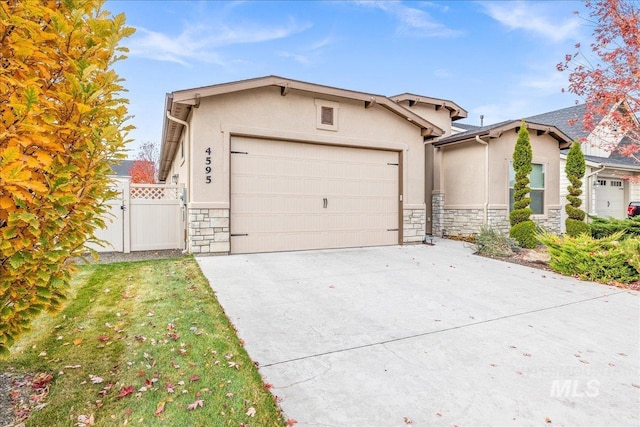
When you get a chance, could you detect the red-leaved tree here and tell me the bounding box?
[130,141,158,183]
[558,0,639,159]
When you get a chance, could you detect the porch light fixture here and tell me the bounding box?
[171,174,179,184]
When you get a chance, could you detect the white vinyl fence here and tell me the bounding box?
[90,178,185,253]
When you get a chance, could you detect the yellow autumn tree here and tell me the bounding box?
[0,0,134,357]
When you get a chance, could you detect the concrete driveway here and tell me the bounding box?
[196,239,640,427]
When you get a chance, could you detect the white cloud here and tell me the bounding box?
[355,0,462,38]
[433,68,453,78]
[481,1,580,43]
[126,18,311,66]
[277,36,337,66]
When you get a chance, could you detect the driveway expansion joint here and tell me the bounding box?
[261,289,630,368]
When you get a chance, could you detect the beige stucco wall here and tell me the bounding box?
[433,129,563,235]
[177,86,427,208]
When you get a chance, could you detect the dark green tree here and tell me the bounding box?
[564,141,590,236]
[509,121,537,248]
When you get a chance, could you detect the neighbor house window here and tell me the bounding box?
[509,162,545,215]
[315,99,339,131]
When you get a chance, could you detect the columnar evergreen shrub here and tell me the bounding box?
[509,121,537,248]
[564,142,590,236]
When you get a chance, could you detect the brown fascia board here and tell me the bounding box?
[433,121,573,148]
[169,75,443,137]
[389,93,468,121]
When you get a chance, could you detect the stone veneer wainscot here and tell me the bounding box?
[188,208,230,254]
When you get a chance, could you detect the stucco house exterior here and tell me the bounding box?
[526,104,640,227]
[428,120,573,237]
[158,75,466,254]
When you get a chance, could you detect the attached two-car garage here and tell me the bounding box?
[230,136,400,254]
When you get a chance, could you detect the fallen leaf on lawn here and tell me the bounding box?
[246,407,256,417]
[38,351,47,357]
[147,311,155,317]
[190,375,200,382]
[97,383,113,397]
[228,362,239,369]
[187,400,204,410]
[226,392,234,398]
[73,338,83,346]
[264,383,273,390]
[77,413,95,426]
[89,375,104,384]
[154,400,166,417]
[117,386,134,398]
[166,383,175,393]
[178,349,187,355]
[139,386,148,392]
[65,365,82,369]
[97,335,109,342]
[286,419,298,426]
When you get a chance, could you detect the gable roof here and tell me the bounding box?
[525,104,591,141]
[433,120,573,148]
[160,75,446,181]
[388,93,467,121]
[109,159,134,176]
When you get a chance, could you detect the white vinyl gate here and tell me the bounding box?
[90,179,185,253]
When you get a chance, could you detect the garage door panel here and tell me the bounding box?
[231,137,399,254]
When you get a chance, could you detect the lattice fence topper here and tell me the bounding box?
[130,185,181,200]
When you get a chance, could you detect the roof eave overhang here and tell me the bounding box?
[389,93,468,121]
[158,77,446,175]
[433,121,574,148]
[171,76,443,137]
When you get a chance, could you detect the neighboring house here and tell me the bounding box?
[526,104,640,226]
[158,75,466,254]
[429,120,573,237]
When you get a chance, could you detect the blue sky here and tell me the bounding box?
[106,0,591,157]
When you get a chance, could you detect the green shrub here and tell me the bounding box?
[509,220,538,249]
[564,141,587,235]
[509,208,533,226]
[538,231,639,284]
[566,218,591,237]
[473,226,520,257]
[590,215,640,239]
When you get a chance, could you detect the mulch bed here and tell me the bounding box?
[0,370,52,427]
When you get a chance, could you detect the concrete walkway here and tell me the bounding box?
[196,239,640,427]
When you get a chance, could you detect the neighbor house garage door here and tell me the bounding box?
[595,178,625,219]
[230,136,399,254]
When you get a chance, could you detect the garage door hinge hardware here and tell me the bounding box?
[230,233,249,237]
[387,228,399,231]
[387,162,399,166]
[231,151,249,155]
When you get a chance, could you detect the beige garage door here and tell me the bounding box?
[230,136,400,254]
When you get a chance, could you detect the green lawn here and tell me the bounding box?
[1,257,286,426]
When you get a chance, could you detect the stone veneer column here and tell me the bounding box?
[188,208,230,254]
[431,193,445,237]
[403,208,426,243]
